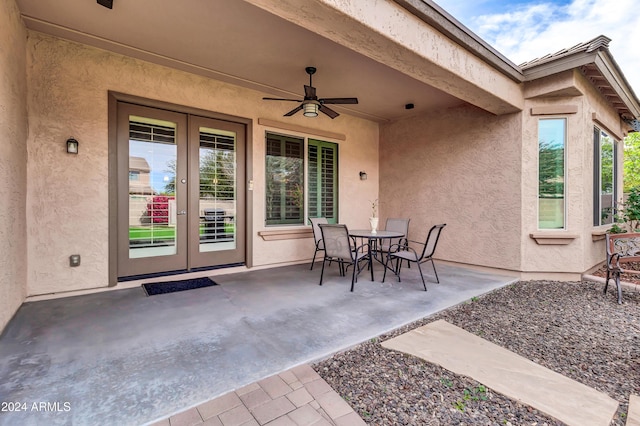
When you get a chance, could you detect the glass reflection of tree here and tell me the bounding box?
[199,149,235,200]
[600,136,614,223]
[162,150,235,200]
[538,139,564,198]
[266,155,303,223]
[163,159,177,195]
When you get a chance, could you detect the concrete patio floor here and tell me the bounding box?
[0,261,516,426]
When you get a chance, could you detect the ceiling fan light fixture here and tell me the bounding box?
[303,102,319,117]
[263,67,357,119]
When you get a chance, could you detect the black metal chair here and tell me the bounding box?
[318,224,371,291]
[383,223,446,290]
[309,217,328,270]
[376,218,410,262]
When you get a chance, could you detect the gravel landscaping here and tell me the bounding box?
[314,280,639,425]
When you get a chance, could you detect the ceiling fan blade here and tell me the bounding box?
[284,105,304,117]
[263,97,302,102]
[319,105,339,119]
[304,85,316,99]
[320,97,359,105]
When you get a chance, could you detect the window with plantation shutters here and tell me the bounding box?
[308,139,338,223]
[265,133,339,226]
[265,134,304,225]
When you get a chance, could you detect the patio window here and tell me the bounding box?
[593,127,618,226]
[538,118,566,229]
[265,133,338,225]
[266,133,304,225]
[308,139,338,223]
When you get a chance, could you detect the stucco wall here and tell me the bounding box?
[0,0,28,332]
[379,105,523,271]
[26,31,378,296]
[520,70,628,277]
[577,71,627,271]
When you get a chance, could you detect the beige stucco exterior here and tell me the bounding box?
[380,105,523,272]
[25,31,379,296]
[0,0,28,331]
[1,0,638,333]
[520,70,630,279]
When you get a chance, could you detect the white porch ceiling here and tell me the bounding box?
[16,0,467,122]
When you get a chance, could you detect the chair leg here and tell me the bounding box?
[430,258,440,284]
[319,258,326,286]
[351,261,357,292]
[416,261,427,291]
[369,253,374,282]
[604,270,610,294]
[615,275,623,304]
[310,249,318,270]
[382,254,391,282]
[396,260,402,282]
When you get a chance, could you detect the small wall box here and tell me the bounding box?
[69,254,81,267]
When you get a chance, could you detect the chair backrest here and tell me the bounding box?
[319,224,353,261]
[419,223,446,260]
[310,217,328,244]
[385,218,410,234]
[381,218,410,249]
[606,232,640,264]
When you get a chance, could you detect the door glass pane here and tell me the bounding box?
[199,127,237,252]
[128,115,178,258]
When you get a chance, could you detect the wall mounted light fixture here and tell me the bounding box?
[359,171,367,180]
[66,137,79,154]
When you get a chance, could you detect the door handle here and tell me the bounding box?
[177,210,187,215]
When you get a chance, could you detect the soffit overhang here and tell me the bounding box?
[392,0,523,83]
[18,0,526,120]
[521,36,640,124]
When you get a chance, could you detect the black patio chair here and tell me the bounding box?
[309,217,328,270]
[382,223,446,290]
[376,218,410,263]
[318,224,371,291]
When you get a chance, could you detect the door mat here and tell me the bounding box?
[382,319,618,426]
[142,277,218,296]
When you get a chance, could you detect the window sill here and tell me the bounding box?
[529,232,579,245]
[591,228,610,242]
[258,228,313,241]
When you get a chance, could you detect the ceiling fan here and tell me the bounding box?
[263,67,358,119]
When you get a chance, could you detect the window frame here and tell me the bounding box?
[537,117,568,230]
[264,132,339,226]
[593,126,618,226]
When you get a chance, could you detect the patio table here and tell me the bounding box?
[349,229,405,281]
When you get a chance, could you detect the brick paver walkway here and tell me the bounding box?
[150,364,366,426]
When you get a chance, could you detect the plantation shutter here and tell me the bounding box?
[308,139,338,223]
